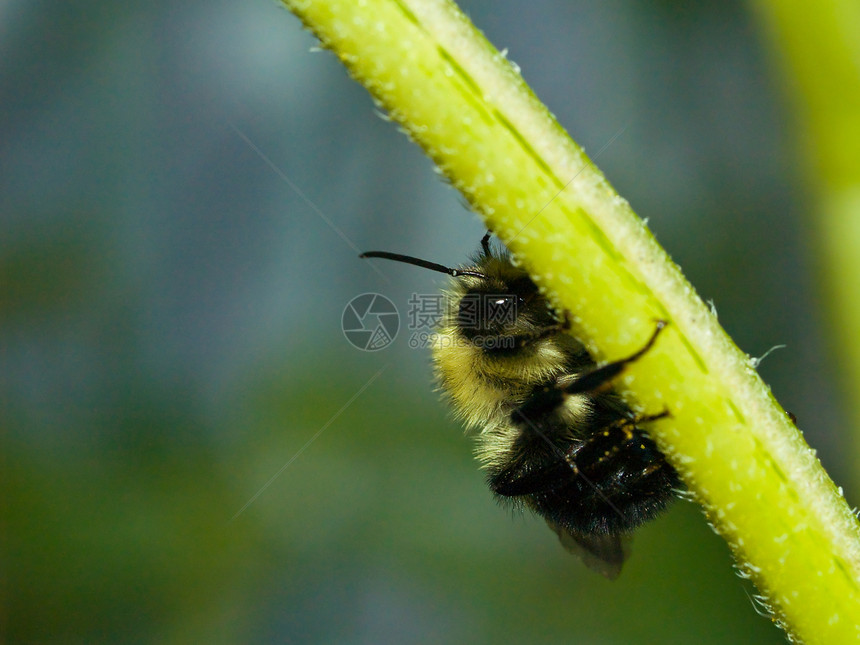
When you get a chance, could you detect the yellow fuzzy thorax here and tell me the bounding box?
[431,323,569,427]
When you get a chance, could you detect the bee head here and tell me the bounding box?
[454,270,544,341]
[360,244,557,346]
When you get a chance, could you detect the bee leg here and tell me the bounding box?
[507,319,668,433]
[567,413,672,476]
[561,321,667,396]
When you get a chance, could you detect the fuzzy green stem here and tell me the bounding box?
[280,0,860,641]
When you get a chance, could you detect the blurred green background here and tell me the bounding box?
[2,0,855,642]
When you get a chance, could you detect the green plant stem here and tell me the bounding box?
[280,0,860,641]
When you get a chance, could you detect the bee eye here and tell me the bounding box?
[458,292,519,335]
[487,295,518,325]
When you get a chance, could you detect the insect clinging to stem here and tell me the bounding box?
[361,232,679,578]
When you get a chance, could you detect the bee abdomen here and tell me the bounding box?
[490,419,679,536]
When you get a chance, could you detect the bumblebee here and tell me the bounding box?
[361,234,679,577]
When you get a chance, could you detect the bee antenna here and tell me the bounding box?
[360,251,487,279]
[480,231,492,255]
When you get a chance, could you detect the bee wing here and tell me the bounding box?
[546,520,631,580]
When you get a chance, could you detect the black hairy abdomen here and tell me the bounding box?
[489,393,679,535]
